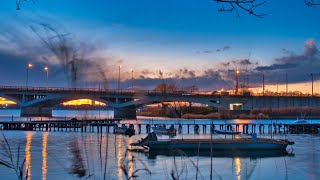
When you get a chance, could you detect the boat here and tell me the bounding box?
[115,124,135,136]
[131,132,294,152]
[214,129,241,135]
[146,148,293,159]
[293,119,310,124]
[294,113,310,124]
[152,124,177,135]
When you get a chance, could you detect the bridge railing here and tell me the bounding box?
[0,85,317,97]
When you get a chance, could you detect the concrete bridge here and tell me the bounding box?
[1,86,320,119]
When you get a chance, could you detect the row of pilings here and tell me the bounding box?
[1,120,319,134]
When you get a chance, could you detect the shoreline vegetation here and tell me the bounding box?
[137,106,320,120]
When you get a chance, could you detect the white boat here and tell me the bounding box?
[293,119,310,124]
[294,113,309,124]
[152,124,177,135]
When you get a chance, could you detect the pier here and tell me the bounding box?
[0,120,319,134]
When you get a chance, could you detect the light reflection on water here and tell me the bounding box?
[0,109,320,179]
[0,131,319,179]
[234,157,241,180]
[117,135,123,180]
[42,132,48,180]
[25,132,34,180]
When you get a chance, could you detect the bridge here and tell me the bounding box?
[1,86,320,119]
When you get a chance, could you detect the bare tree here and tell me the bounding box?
[14,1,320,18]
[16,0,35,10]
[215,0,267,18]
[31,23,85,88]
[305,0,320,6]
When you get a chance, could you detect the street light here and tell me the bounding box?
[44,66,49,88]
[118,65,121,90]
[26,63,33,87]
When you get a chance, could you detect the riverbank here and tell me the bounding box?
[137,107,320,120]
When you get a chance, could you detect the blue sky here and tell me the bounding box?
[0,0,319,91]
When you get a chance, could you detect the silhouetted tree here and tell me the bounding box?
[15,0,320,18]
[305,0,320,6]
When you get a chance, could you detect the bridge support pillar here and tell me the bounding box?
[114,106,136,119]
[21,107,52,117]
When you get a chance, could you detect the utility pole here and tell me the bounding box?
[235,68,240,94]
[310,73,320,96]
[286,73,288,95]
[118,65,121,90]
[131,69,134,90]
[311,73,314,96]
[262,74,265,96]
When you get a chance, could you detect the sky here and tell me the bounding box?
[0,0,320,93]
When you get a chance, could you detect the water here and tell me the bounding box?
[0,110,319,180]
[0,109,114,121]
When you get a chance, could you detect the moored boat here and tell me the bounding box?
[115,124,135,136]
[131,132,294,152]
[214,129,241,135]
[152,124,177,135]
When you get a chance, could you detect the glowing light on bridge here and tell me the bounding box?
[0,97,16,105]
[62,99,105,106]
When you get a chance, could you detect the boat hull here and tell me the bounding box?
[214,129,241,135]
[152,127,177,135]
[148,149,291,158]
[115,128,135,136]
[146,139,290,151]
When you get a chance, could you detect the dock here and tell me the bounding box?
[0,120,319,135]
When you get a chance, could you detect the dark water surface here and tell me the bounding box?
[0,110,319,180]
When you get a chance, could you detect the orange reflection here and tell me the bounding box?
[42,132,48,180]
[234,157,241,180]
[25,132,35,180]
[62,99,105,106]
[128,137,133,177]
[117,135,123,180]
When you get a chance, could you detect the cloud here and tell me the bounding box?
[196,45,231,54]
[253,39,320,85]
[216,45,231,52]
[304,39,318,57]
[174,68,196,78]
[255,63,297,71]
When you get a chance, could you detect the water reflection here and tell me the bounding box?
[233,157,241,180]
[117,135,123,180]
[147,149,291,158]
[128,137,134,177]
[25,132,35,180]
[42,132,48,180]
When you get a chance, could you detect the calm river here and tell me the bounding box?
[0,110,319,180]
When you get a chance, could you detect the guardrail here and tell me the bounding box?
[0,85,318,97]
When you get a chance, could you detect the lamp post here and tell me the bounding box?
[26,63,33,87]
[130,69,134,90]
[118,65,121,90]
[44,66,49,88]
